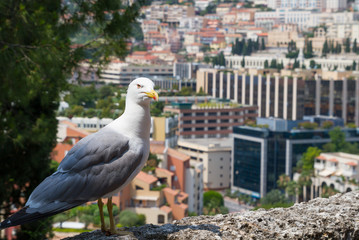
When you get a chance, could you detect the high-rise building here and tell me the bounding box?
[197,68,359,125]
[177,138,232,190]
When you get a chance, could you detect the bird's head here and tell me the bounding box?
[127,78,159,106]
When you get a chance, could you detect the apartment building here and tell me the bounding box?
[232,118,359,198]
[144,4,195,27]
[312,152,359,199]
[118,171,188,224]
[150,143,204,215]
[197,68,359,124]
[177,138,232,190]
[141,20,160,33]
[185,161,204,214]
[164,102,257,139]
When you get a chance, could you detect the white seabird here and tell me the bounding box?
[0,77,158,234]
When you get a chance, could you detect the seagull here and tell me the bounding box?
[0,77,158,235]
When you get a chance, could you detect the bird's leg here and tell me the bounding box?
[97,198,107,232]
[107,197,116,234]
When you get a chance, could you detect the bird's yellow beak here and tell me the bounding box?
[146,90,159,101]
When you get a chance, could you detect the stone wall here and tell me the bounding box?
[64,190,359,240]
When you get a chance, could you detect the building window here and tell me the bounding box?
[158,215,165,224]
[170,165,176,171]
[220,174,223,177]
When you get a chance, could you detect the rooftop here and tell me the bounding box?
[136,171,158,184]
[178,138,232,150]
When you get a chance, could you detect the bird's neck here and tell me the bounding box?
[108,101,151,140]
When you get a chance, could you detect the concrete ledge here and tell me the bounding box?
[64,190,359,239]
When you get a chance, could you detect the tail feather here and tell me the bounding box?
[0,202,83,230]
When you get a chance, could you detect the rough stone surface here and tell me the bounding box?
[64,191,359,240]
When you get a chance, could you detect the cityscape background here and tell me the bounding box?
[1,0,359,239]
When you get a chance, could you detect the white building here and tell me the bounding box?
[312,152,359,199]
[325,0,347,11]
[57,117,113,132]
[177,138,232,190]
[326,22,359,40]
[185,161,204,215]
[195,0,213,11]
[255,10,312,31]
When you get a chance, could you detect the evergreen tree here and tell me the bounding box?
[330,40,335,53]
[255,38,260,51]
[261,38,266,50]
[264,59,269,68]
[322,39,329,57]
[353,61,357,71]
[270,59,277,68]
[336,43,342,54]
[241,56,245,67]
[310,60,316,69]
[247,39,253,56]
[240,39,245,55]
[345,38,351,53]
[353,39,358,53]
[304,40,313,58]
[0,0,142,237]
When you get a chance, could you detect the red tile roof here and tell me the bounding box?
[160,205,172,213]
[156,168,175,176]
[136,171,158,184]
[346,162,358,166]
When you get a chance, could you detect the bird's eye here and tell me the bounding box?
[137,84,142,89]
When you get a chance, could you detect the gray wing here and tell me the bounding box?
[26,129,144,211]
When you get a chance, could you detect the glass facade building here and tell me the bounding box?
[232,125,359,198]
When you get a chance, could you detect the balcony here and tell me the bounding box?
[314,162,325,171]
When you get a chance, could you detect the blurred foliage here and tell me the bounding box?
[254,190,293,210]
[322,127,359,154]
[142,152,161,173]
[117,210,146,227]
[203,191,228,215]
[0,0,143,237]
[53,203,121,229]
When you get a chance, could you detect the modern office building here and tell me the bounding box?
[164,101,257,139]
[232,118,359,198]
[177,138,232,190]
[197,68,359,125]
